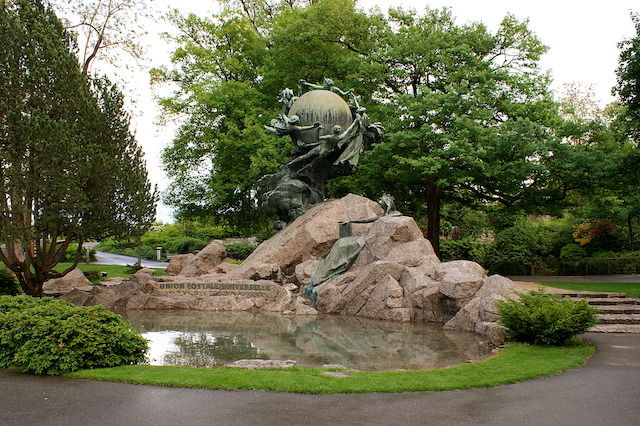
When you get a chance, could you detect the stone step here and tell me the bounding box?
[590,324,640,333]
[583,297,640,306]
[597,314,640,325]
[549,290,627,298]
[594,305,640,315]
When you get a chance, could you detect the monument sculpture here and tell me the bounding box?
[53,78,522,347]
[305,193,401,301]
[257,78,384,227]
[56,193,519,345]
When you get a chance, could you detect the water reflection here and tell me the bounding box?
[118,310,492,371]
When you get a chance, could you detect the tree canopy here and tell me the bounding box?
[50,0,157,74]
[615,12,640,142]
[153,0,391,228]
[155,0,625,256]
[152,8,288,229]
[334,9,572,255]
[0,0,156,296]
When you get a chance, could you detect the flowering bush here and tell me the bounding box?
[572,221,624,254]
[572,222,595,246]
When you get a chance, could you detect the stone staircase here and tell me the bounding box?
[548,290,640,333]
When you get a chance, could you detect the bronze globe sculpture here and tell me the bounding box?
[258,79,384,227]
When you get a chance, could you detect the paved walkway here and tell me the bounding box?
[92,251,169,269]
[1,333,639,426]
[509,274,640,283]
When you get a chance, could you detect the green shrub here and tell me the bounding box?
[138,246,157,260]
[165,237,208,254]
[440,237,487,264]
[486,220,552,275]
[0,270,21,296]
[559,243,588,259]
[0,296,148,375]
[441,205,491,239]
[82,270,103,282]
[94,237,121,253]
[224,243,256,260]
[495,290,598,345]
[254,223,278,242]
[193,225,234,241]
[65,245,97,262]
[547,219,577,258]
[124,262,142,274]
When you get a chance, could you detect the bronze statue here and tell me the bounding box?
[257,79,384,226]
[298,78,354,97]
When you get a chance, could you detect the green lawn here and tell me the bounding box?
[67,342,594,394]
[0,264,604,393]
[1,262,165,285]
[55,262,165,282]
[539,282,640,298]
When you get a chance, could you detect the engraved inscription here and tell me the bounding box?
[156,282,273,293]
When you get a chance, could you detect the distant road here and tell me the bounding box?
[92,251,169,269]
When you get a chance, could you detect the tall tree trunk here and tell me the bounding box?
[0,236,82,297]
[24,277,44,298]
[426,177,443,259]
[629,214,636,252]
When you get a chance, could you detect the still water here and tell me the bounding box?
[118,310,493,371]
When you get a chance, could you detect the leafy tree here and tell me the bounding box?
[154,0,392,228]
[152,12,276,228]
[337,9,567,256]
[265,0,384,97]
[157,2,605,255]
[218,0,311,36]
[50,0,157,74]
[609,13,640,249]
[615,12,640,141]
[557,81,640,252]
[557,82,602,123]
[0,0,156,296]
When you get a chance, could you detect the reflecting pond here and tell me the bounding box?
[118,310,493,371]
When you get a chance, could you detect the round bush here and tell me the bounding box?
[495,290,598,345]
[559,243,588,259]
[486,220,552,274]
[0,270,21,296]
[0,296,148,375]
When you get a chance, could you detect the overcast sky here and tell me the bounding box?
[120,0,638,223]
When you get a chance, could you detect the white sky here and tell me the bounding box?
[110,0,638,223]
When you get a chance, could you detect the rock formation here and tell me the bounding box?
[164,241,227,277]
[58,194,518,344]
[307,214,518,342]
[43,268,92,292]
